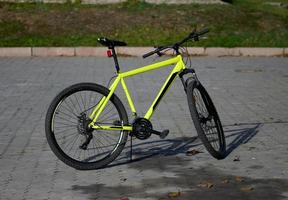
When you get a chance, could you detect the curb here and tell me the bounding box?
[0,47,287,57]
[0,48,31,57]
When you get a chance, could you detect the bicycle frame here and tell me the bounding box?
[89,55,187,131]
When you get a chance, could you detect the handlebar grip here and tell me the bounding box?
[197,28,209,36]
[143,51,155,59]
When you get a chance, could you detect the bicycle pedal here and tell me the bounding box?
[159,129,169,139]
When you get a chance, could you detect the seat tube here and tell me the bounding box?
[121,78,137,115]
[110,47,120,73]
[91,76,121,124]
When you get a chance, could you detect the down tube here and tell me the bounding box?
[144,69,180,120]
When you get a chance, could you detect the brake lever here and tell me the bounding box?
[153,46,164,57]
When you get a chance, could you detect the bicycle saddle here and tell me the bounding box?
[97,37,127,48]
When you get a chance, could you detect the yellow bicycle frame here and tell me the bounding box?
[89,55,187,131]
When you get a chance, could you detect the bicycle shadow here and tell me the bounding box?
[105,123,261,169]
[224,123,261,155]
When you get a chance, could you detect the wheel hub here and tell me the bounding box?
[77,113,93,150]
[77,114,93,135]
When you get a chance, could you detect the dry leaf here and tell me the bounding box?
[120,197,129,200]
[207,182,214,188]
[233,156,240,162]
[235,176,245,182]
[241,186,254,192]
[168,191,181,198]
[186,149,202,156]
[197,181,214,188]
[120,178,127,182]
[221,179,229,184]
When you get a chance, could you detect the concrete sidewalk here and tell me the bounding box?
[0,47,287,57]
[0,56,288,200]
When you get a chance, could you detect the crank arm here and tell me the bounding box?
[148,128,170,139]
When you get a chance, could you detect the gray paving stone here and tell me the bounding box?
[0,57,288,200]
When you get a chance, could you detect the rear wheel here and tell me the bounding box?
[186,80,226,159]
[45,83,128,170]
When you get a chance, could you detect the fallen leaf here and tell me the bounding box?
[233,156,240,162]
[221,179,229,184]
[197,181,214,188]
[248,147,256,151]
[120,197,129,200]
[186,149,202,156]
[241,186,254,192]
[120,178,127,182]
[168,191,181,198]
[207,182,214,188]
[235,176,245,182]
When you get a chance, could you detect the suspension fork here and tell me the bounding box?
[178,68,197,93]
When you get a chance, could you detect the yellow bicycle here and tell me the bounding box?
[45,29,226,170]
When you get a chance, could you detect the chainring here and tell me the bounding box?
[132,118,152,140]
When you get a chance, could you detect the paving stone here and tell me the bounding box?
[0,57,288,199]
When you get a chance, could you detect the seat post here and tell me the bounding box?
[109,46,120,73]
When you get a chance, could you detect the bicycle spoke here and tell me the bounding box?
[54,114,78,125]
[66,95,81,116]
[192,87,224,154]
[62,99,79,117]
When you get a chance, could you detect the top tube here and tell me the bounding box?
[119,55,183,78]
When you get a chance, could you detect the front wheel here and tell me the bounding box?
[186,80,226,159]
[45,83,129,170]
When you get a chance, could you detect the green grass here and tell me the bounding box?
[0,0,287,47]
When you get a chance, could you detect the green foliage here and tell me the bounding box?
[0,1,287,47]
[0,21,25,36]
[120,0,154,11]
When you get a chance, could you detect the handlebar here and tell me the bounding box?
[197,28,210,36]
[143,46,168,59]
[142,28,209,59]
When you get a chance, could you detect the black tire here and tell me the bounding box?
[186,80,226,159]
[45,83,129,170]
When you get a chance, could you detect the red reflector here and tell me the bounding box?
[107,50,113,57]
